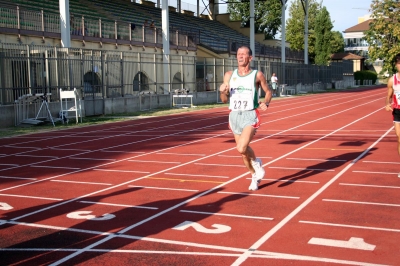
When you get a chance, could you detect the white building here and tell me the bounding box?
[342,14,384,74]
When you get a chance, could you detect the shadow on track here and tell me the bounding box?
[0,186,250,265]
[259,148,377,189]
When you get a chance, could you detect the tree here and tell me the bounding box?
[285,0,322,63]
[364,0,400,75]
[330,31,345,54]
[227,0,282,39]
[314,7,333,65]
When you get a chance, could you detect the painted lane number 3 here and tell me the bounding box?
[66,211,115,221]
[0,202,13,210]
[172,221,231,234]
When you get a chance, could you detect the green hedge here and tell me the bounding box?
[354,70,378,84]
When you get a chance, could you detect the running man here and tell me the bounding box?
[219,46,272,190]
[271,72,278,96]
[385,53,400,178]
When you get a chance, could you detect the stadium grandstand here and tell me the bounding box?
[0,0,354,127]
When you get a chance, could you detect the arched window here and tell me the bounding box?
[133,71,150,93]
[172,72,183,91]
[83,71,101,93]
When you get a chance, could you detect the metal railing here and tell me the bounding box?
[0,4,196,49]
[0,44,353,106]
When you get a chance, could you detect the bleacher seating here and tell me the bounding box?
[0,0,302,59]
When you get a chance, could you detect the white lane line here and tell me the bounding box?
[0,218,248,254]
[4,92,382,264]
[268,166,334,172]
[6,110,224,154]
[128,185,198,192]
[218,155,272,159]
[0,219,111,235]
[0,194,62,201]
[0,248,242,257]
[4,146,40,150]
[339,183,400,189]
[127,160,180,164]
[0,123,230,222]
[217,191,299,199]
[15,155,58,159]
[0,90,375,179]
[0,249,387,266]
[49,94,385,266]
[250,178,319,184]
[93,169,150,174]
[79,201,158,210]
[49,148,91,151]
[251,253,386,266]
[165,173,229,178]
[69,157,116,161]
[0,207,389,266]
[31,166,81,170]
[51,180,112,186]
[0,176,36,180]
[262,133,386,137]
[0,164,19,166]
[156,152,206,156]
[262,129,390,132]
[300,220,400,233]
[286,158,347,162]
[323,199,400,207]
[362,160,400,164]
[232,109,391,265]
[353,170,398,175]
[101,150,145,154]
[0,91,367,162]
[195,163,245,167]
[179,210,274,220]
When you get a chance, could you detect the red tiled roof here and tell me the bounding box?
[343,19,374,33]
[331,52,365,60]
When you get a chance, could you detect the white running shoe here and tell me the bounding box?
[398,173,400,178]
[251,158,265,182]
[248,173,258,191]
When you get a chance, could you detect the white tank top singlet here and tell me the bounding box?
[392,74,400,109]
[228,69,259,111]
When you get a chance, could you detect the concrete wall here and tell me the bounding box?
[3,78,361,128]
[0,105,15,128]
[1,91,220,128]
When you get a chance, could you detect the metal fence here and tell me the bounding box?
[0,44,353,107]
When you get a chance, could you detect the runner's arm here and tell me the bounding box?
[257,71,272,110]
[219,71,232,103]
[386,77,394,111]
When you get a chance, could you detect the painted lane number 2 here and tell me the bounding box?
[172,221,231,234]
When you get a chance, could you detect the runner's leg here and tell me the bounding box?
[234,126,256,173]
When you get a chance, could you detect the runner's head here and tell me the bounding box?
[395,53,400,72]
[236,46,253,68]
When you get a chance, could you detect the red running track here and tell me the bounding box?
[0,85,399,265]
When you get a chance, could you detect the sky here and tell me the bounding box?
[177,0,372,33]
[285,0,372,32]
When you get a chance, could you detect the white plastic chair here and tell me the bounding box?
[59,88,82,124]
